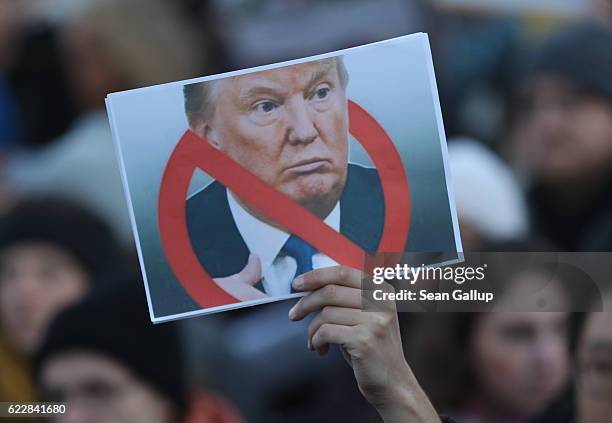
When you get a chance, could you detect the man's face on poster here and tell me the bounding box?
[194,59,349,219]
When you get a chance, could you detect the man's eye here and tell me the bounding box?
[255,101,277,113]
[314,87,330,100]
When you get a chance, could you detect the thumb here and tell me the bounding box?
[236,253,262,286]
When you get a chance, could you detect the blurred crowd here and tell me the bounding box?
[1,0,612,422]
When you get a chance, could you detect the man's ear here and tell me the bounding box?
[192,120,221,150]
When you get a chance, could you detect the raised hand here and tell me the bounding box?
[288,266,440,423]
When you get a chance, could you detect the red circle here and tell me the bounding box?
[158,100,411,309]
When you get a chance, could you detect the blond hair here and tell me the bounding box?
[74,0,204,88]
[183,56,349,128]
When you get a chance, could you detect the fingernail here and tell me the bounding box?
[292,276,304,290]
[307,338,312,350]
[288,306,296,320]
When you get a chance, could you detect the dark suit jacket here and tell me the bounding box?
[186,164,387,279]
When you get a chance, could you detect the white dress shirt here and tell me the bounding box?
[227,190,340,296]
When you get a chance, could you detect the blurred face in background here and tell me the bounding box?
[196,59,349,220]
[516,76,612,187]
[41,351,175,423]
[576,301,612,423]
[469,312,570,417]
[0,0,24,67]
[60,20,124,110]
[592,0,612,25]
[0,243,88,354]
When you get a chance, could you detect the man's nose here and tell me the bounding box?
[286,98,318,145]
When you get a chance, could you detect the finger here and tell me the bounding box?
[220,253,261,286]
[316,343,330,356]
[311,323,356,353]
[362,281,398,313]
[289,284,361,321]
[307,306,364,343]
[214,278,268,301]
[292,266,362,292]
[229,283,268,300]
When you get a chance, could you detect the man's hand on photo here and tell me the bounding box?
[214,253,268,301]
[288,265,441,423]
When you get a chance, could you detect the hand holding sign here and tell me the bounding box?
[288,265,440,423]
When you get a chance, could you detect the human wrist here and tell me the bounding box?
[376,365,441,423]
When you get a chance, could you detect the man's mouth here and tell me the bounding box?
[286,158,330,174]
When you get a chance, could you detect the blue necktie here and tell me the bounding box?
[281,235,317,289]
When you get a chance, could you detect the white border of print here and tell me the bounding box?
[106,32,463,324]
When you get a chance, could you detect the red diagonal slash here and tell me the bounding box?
[158,100,411,308]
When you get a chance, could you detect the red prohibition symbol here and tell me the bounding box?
[158,100,411,308]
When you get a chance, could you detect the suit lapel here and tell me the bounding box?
[187,182,251,278]
[340,164,385,255]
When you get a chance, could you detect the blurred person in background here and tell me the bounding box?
[0,0,22,150]
[573,292,612,423]
[409,311,571,423]
[448,138,529,250]
[0,197,126,403]
[0,0,25,152]
[0,1,79,154]
[538,292,612,423]
[430,7,521,147]
[0,77,20,150]
[3,0,206,246]
[511,23,612,251]
[406,244,577,423]
[592,0,612,26]
[34,282,243,423]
